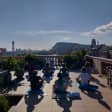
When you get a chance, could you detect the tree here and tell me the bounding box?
[0,96,9,112]
[2,57,16,71]
[64,55,74,69]
[25,54,45,70]
[64,50,87,70]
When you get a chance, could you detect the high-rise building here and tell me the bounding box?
[91,38,96,48]
[12,40,15,56]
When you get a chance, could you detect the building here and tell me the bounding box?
[12,40,15,56]
[0,48,7,56]
[91,38,96,49]
[89,38,112,59]
[89,38,97,56]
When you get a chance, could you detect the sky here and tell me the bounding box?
[0,0,112,50]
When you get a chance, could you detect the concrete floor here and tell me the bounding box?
[8,70,112,112]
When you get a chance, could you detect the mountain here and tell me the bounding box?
[50,42,90,54]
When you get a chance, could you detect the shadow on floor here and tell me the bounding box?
[24,93,44,112]
[55,96,72,112]
[91,76,107,88]
[83,90,111,111]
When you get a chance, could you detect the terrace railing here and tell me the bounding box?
[107,69,112,88]
[85,55,112,76]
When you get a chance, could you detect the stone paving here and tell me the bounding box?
[8,70,112,112]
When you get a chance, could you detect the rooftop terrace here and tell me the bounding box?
[7,70,112,112]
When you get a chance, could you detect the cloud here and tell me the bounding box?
[63,37,72,41]
[14,30,72,36]
[81,21,112,37]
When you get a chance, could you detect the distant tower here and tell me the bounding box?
[12,40,15,56]
[97,41,99,46]
[91,38,96,48]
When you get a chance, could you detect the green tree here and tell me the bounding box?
[64,55,74,69]
[2,57,16,71]
[64,50,87,70]
[25,54,45,69]
[0,96,9,112]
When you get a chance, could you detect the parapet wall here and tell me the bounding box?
[85,55,112,75]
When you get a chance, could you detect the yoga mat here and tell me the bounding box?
[76,82,98,91]
[52,92,67,99]
[27,88,43,94]
[67,92,81,99]
[52,91,81,99]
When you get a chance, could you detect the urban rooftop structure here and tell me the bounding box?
[0,49,112,112]
[0,0,112,112]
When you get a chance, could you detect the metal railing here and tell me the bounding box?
[107,68,112,88]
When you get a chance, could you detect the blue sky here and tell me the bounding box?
[0,0,112,50]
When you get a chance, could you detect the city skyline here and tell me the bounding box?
[0,0,112,50]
